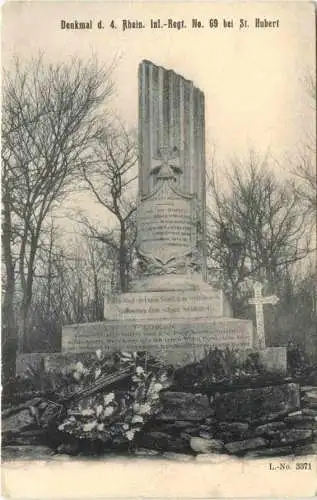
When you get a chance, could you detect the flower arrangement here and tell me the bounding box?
[56,350,171,450]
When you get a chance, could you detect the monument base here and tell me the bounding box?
[62,316,253,366]
[16,346,288,377]
[258,347,288,374]
[105,280,232,321]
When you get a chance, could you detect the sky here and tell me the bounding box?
[2,1,316,233]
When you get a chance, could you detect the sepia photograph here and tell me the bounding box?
[1,1,317,498]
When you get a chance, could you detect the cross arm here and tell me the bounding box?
[248,295,279,305]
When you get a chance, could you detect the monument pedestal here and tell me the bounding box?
[61,278,253,367]
[60,284,288,369]
[105,277,233,321]
[62,315,253,367]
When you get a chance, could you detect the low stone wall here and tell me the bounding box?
[4,369,317,458]
[137,383,317,457]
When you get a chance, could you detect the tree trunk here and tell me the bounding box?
[230,281,240,317]
[93,271,103,321]
[2,302,17,380]
[2,188,17,379]
[46,224,54,315]
[119,224,128,292]
[17,301,32,354]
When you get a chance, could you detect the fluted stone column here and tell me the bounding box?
[138,60,207,282]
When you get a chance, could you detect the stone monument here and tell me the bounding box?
[61,60,253,366]
[137,60,207,286]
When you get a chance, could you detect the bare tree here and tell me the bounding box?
[207,153,310,314]
[293,151,316,219]
[57,234,111,324]
[293,72,316,221]
[267,258,317,357]
[1,54,114,376]
[81,231,110,321]
[25,226,113,353]
[81,121,138,292]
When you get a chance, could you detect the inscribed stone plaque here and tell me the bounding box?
[137,180,195,264]
[62,317,253,365]
[106,288,225,320]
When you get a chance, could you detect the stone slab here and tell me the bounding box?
[158,392,213,421]
[16,352,99,377]
[213,383,300,423]
[258,347,288,374]
[2,410,35,435]
[62,317,253,366]
[224,438,269,454]
[105,287,232,321]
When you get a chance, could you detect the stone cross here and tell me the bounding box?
[248,282,279,349]
[150,146,182,183]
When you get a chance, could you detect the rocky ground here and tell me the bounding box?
[3,382,317,461]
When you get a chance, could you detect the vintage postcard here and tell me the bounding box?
[1,0,317,498]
